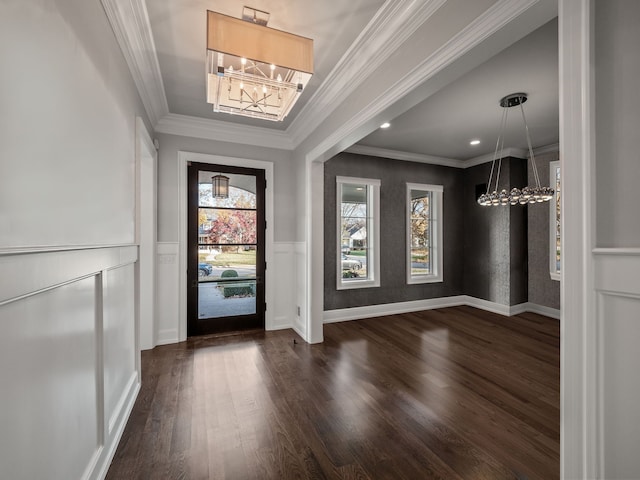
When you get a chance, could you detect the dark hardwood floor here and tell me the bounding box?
[106,306,559,479]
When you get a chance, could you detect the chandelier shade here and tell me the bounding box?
[477,93,554,207]
[206,10,314,122]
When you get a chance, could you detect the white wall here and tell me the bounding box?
[0,1,148,479]
[155,133,295,243]
[595,0,640,247]
[0,0,148,248]
[592,1,640,478]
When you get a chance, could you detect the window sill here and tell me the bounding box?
[337,279,380,290]
[407,275,443,285]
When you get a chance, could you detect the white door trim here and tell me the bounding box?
[558,0,596,478]
[135,117,157,352]
[177,151,275,341]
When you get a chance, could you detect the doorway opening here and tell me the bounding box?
[187,162,266,336]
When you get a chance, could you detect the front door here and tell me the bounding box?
[187,162,265,336]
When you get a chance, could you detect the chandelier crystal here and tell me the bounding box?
[477,93,554,206]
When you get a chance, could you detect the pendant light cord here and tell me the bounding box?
[519,99,542,188]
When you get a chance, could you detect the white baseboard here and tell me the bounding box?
[156,328,179,346]
[519,302,561,319]
[324,296,467,323]
[463,295,514,316]
[268,315,294,331]
[323,295,560,323]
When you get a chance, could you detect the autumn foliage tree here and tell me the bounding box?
[208,210,256,252]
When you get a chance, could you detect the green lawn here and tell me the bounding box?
[199,250,256,266]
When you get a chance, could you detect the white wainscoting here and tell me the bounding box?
[293,242,307,339]
[0,245,139,480]
[271,242,296,330]
[156,242,180,345]
[593,249,640,479]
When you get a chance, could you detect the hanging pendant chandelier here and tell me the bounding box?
[212,173,230,198]
[477,93,554,206]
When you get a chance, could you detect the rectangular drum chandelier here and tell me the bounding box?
[206,9,314,122]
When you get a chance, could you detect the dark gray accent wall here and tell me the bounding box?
[324,152,464,310]
[324,152,555,311]
[527,151,561,309]
[462,157,528,306]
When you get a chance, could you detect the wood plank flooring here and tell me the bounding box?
[106,306,559,479]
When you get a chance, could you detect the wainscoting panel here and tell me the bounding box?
[272,242,295,330]
[103,263,137,434]
[156,242,179,345]
[0,245,139,480]
[0,276,99,480]
[594,249,640,479]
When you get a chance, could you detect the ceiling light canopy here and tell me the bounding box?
[477,93,554,206]
[206,9,314,122]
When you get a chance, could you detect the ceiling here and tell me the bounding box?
[145,0,386,130]
[127,0,559,162]
[357,17,559,161]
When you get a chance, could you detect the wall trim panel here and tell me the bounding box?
[593,249,640,478]
[0,245,137,305]
[0,246,140,480]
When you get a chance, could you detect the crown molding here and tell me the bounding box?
[463,147,528,168]
[304,0,543,163]
[101,0,169,126]
[155,113,294,150]
[464,142,559,167]
[345,145,463,168]
[287,0,448,148]
[533,142,560,156]
[346,141,559,169]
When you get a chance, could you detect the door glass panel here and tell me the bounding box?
[198,208,256,245]
[198,280,257,318]
[196,171,258,320]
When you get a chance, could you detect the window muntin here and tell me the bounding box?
[336,176,380,290]
[549,161,561,281]
[407,183,443,284]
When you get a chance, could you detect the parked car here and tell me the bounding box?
[341,244,351,254]
[341,255,362,271]
[198,262,213,277]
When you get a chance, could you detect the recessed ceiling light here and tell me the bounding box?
[380,122,391,129]
[470,139,481,145]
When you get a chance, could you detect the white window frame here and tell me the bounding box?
[336,176,380,290]
[549,161,561,281]
[406,183,443,284]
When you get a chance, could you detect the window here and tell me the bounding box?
[549,161,561,281]
[407,183,443,284]
[336,176,380,289]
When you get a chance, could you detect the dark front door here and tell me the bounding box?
[187,162,266,336]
